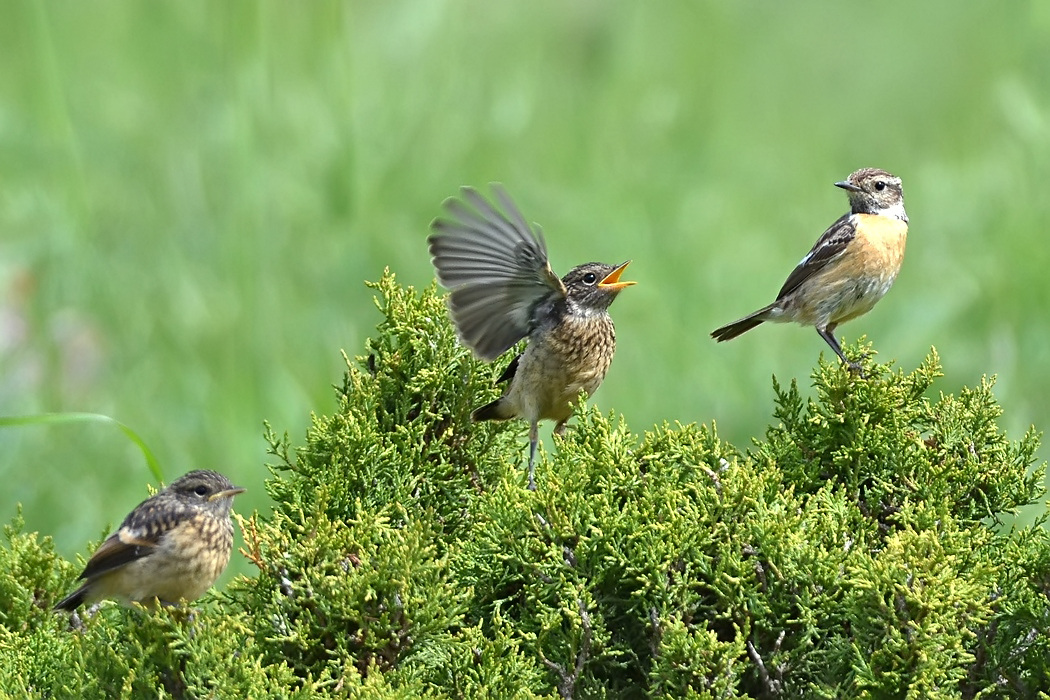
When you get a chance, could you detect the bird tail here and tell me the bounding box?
[711,304,776,342]
[54,585,88,612]
[471,398,514,423]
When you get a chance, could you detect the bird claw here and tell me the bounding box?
[844,359,869,379]
[843,349,873,378]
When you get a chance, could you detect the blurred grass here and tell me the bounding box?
[1,1,1048,582]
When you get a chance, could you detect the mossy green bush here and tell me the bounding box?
[2,270,1048,698]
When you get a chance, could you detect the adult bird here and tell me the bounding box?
[711,167,908,372]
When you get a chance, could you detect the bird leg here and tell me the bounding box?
[816,326,864,375]
[528,420,539,491]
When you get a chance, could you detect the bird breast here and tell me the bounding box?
[514,313,617,423]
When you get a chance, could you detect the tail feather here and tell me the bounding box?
[711,304,775,342]
[54,585,88,612]
[471,398,514,423]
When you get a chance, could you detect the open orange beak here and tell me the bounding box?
[597,260,636,291]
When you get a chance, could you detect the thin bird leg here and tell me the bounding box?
[528,420,539,491]
[816,326,864,374]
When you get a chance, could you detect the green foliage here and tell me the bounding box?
[1,272,1048,698]
[7,2,1050,589]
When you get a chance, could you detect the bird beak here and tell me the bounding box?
[209,486,246,501]
[598,260,636,290]
[835,179,862,192]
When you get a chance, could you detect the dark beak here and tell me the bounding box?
[835,179,862,192]
[597,260,636,290]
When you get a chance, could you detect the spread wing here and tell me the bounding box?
[776,213,856,300]
[428,184,567,361]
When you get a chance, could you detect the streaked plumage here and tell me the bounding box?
[54,470,245,611]
[429,185,635,488]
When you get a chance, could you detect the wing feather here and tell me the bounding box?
[429,184,566,360]
[76,497,190,581]
[776,214,856,300]
[77,528,157,581]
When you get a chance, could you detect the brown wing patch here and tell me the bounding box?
[78,528,158,581]
[776,214,857,300]
[77,497,193,581]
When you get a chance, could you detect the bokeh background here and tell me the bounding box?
[2,2,1048,583]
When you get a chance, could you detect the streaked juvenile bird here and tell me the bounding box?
[54,470,245,611]
[711,167,908,372]
[428,184,635,489]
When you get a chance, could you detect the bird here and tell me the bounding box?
[54,470,245,611]
[428,184,635,489]
[711,167,908,372]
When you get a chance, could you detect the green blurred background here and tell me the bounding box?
[2,2,1048,583]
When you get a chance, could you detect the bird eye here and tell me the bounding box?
[583,272,598,285]
[194,485,209,496]
[874,181,886,191]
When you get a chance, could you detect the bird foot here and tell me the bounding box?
[845,360,868,378]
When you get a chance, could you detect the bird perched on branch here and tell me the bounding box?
[54,470,245,611]
[428,184,635,489]
[711,167,908,372]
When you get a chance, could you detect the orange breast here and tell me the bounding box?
[788,213,908,328]
[851,213,908,275]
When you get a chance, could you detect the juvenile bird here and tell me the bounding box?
[54,470,245,611]
[428,184,635,489]
[711,167,908,372]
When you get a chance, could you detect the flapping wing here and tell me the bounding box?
[776,213,856,300]
[428,184,566,361]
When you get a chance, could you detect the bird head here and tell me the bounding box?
[167,470,246,515]
[835,168,906,221]
[562,260,635,313]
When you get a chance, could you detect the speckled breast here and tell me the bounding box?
[521,313,617,422]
